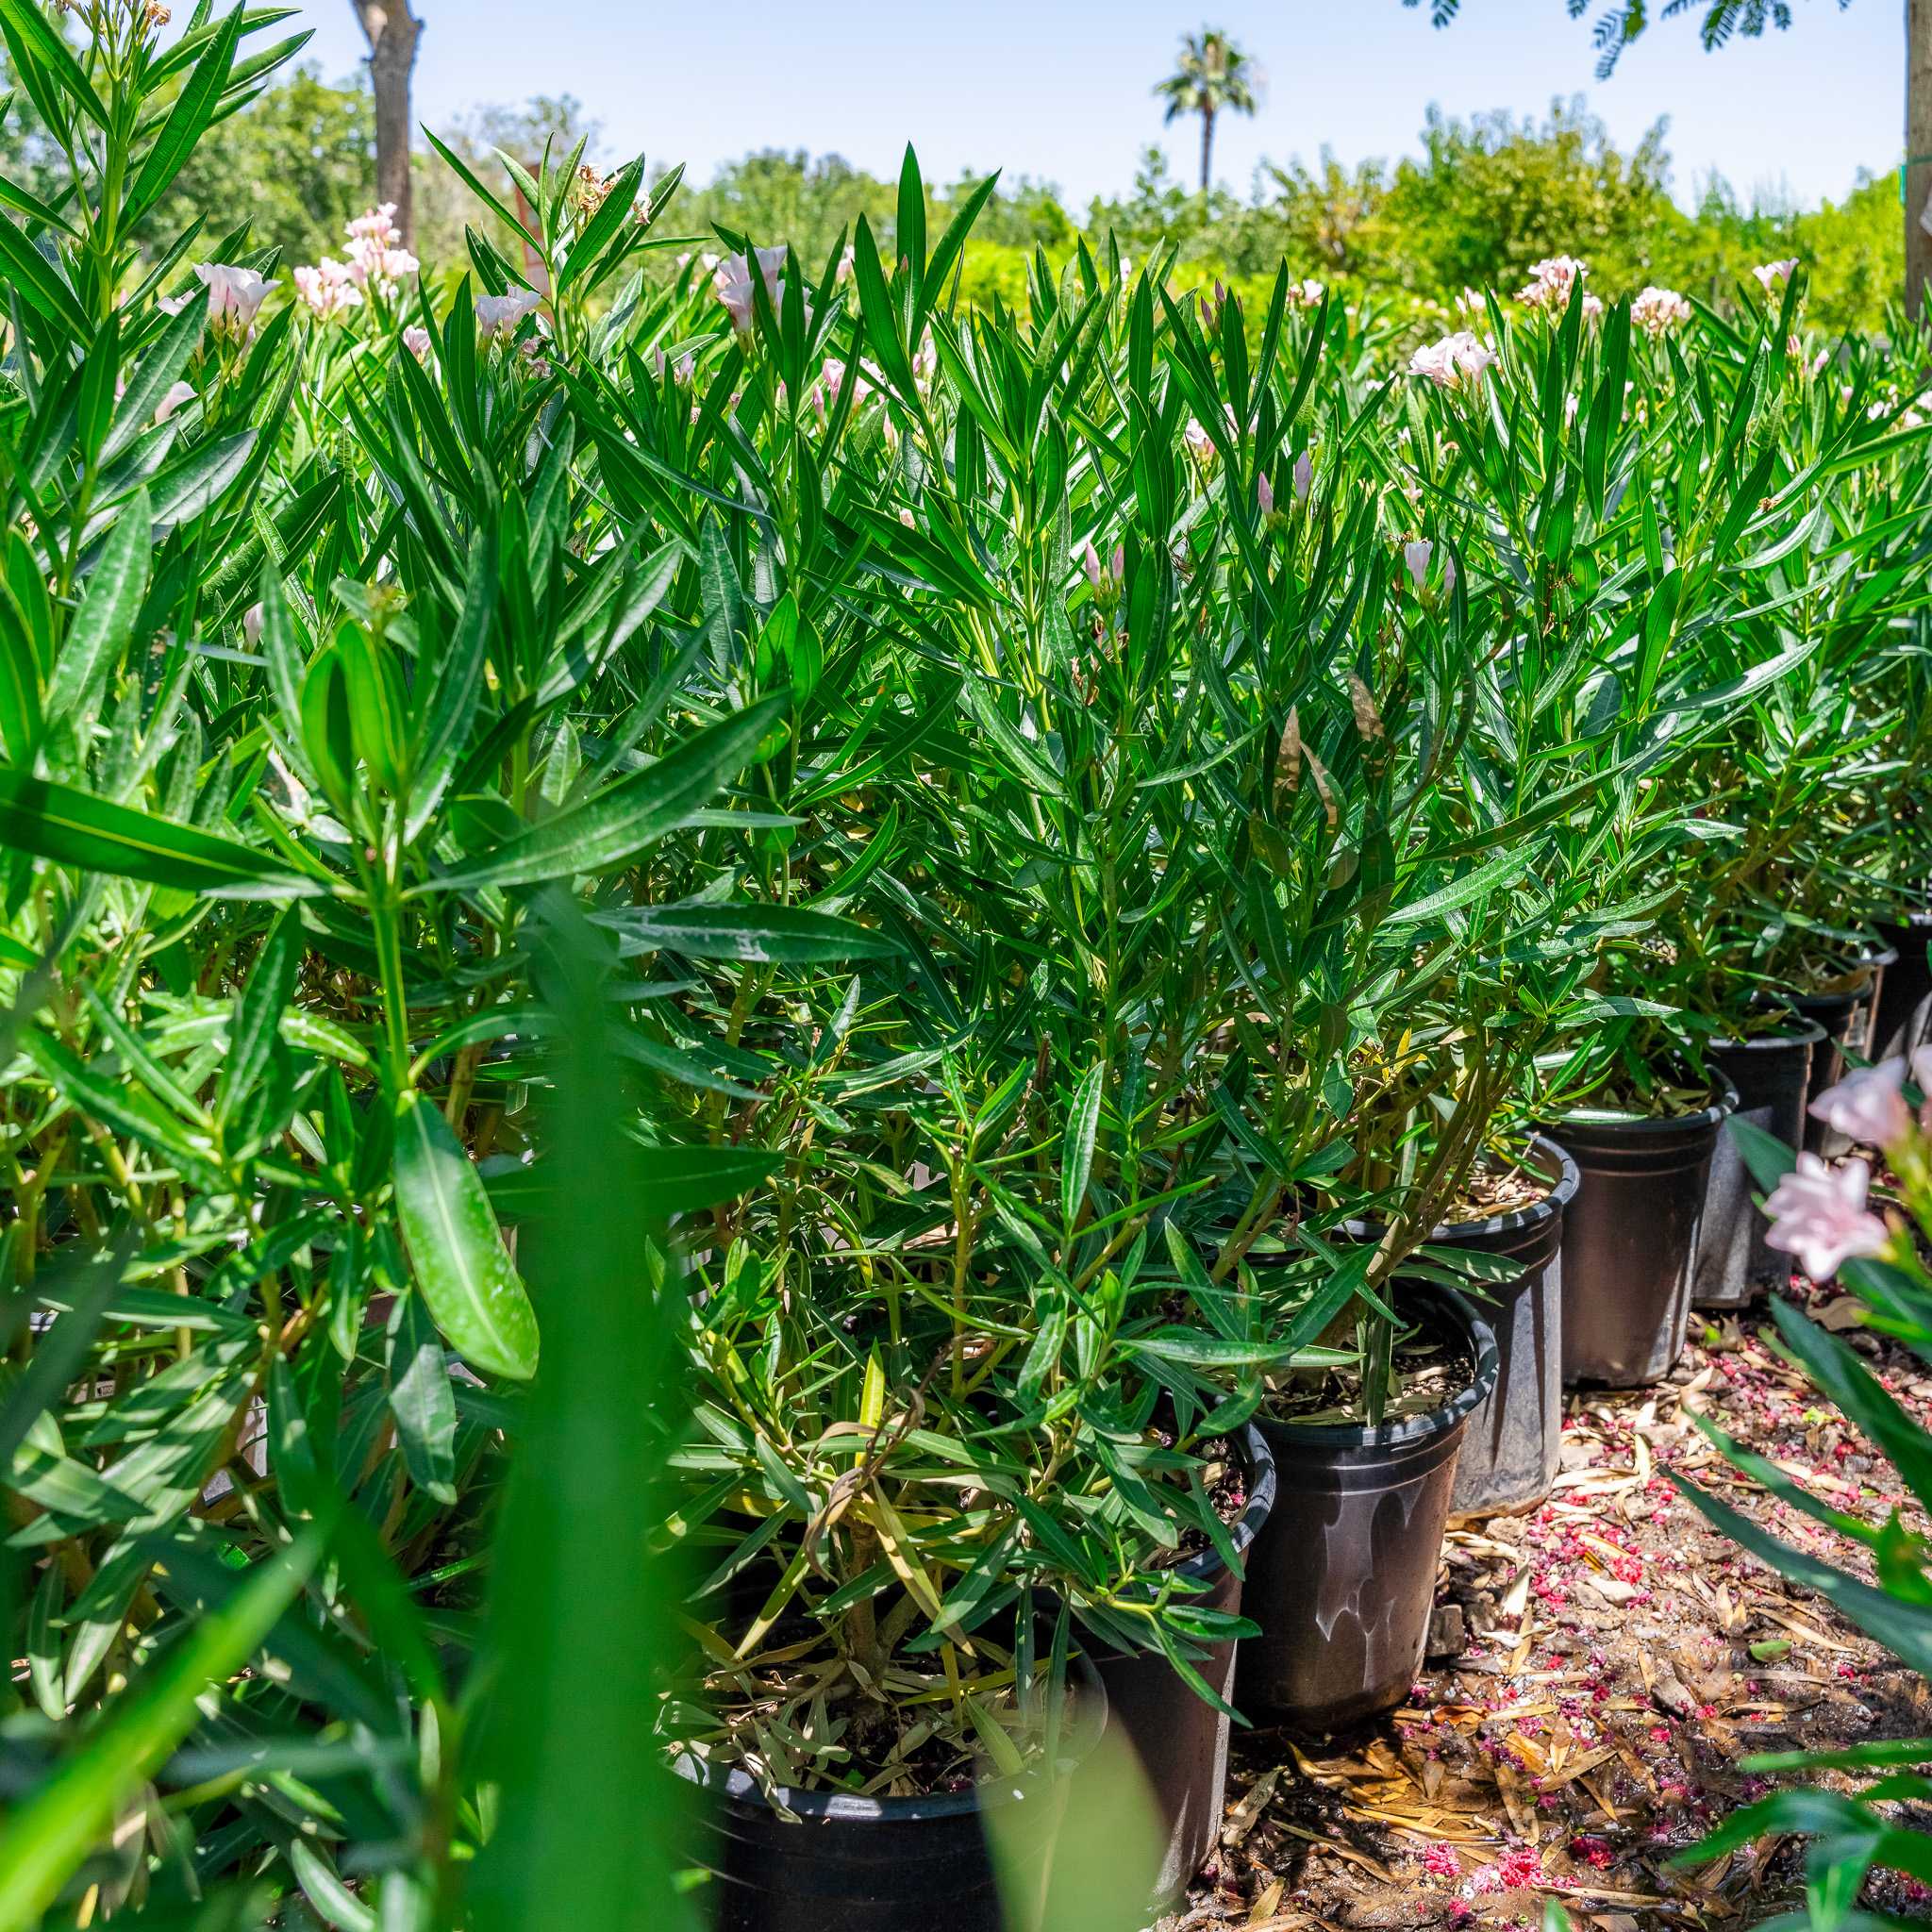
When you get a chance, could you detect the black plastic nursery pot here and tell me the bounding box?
[674,1661,1107,1932]
[1692,1022,1824,1310]
[1236,1287,1498,1735]
[1551,1087,1734,1388]
[1091,1423,1278,1903]
[1341,1141,1577,1519]
[1872,909,1932,1062]
[1790,958,1876,1158]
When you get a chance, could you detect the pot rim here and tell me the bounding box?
[1168,1419,1278,1586]
[1787,953,1876,1004]
[1548,1076,1738,1139]
[1340,1133,1579,1246]
[1256,1283,1500,1455]
[669,1652,1108,1824]
[1708,1016,1828,1054]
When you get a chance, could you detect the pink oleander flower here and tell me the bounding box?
[154,380,196,424]
[335,206,419,300]
[1292,448,1314,504]
[1753,258,1799,292]
[911,329,938,390]
[1518,255,1589,310]
[1184,417,1214,460]
[1580,292,1605,324]
[1080,538,1104,588]
[1809,1058,1911,1148]
[293,259,363,323]
[1404,538,1433,591]
[475,288,541,337]
[1408,330,1495,391]
[242,603,263,646]
[712,245,791,331]
[346,203,401,244]
[402,325,433,361]
[815,358,873,413]
[1284,276,1324,308]
[1257,470,1275,517]
[1763,1153,1890,1281]
[195,263,276,339]
[649,344,695,385]
[1632,286,1692,338]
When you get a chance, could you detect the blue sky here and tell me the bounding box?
[285,0,1899,213]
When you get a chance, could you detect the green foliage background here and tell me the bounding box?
[1,51,1903,330]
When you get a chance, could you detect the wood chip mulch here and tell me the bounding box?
[1172,1276,1932,1932]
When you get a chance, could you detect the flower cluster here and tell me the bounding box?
[1762,1053,1932,1280]
[344,204,420,296]
[292,259,361,323]
[292,205,419,322]
[172,263,275,340]
[1403,537,1455,596]
[822,359,867,411]
[475,288,542,339]
[573,164,613,218]
[1752,258,1799,294]
[1517,255,1590,312]
[1408,330,1496,391]
[1631,285,1693,338]
[713,245,792,332]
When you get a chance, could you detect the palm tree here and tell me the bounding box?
[1154,27,1259,197]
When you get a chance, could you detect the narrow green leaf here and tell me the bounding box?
[425,692,786,895]
[45,489,151,722]
[392,1091,540,1381]
[0,770,317,898]
[1060,1060,1105,1231]
[596,902,901,963]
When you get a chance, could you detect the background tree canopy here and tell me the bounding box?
[0,55,1900,331]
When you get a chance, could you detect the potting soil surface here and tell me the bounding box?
[1170,1272,1932,1932]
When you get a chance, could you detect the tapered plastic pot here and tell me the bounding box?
[1790,961,1876,1158]
[1091,1424,1277,1902]
[1340,1141,1576,1518]
[1551,1087,1734,1388]
[1693,1024,1824,1308]
[1872,910,1932,1061]
[1237,1287,1498,1735]
[674,1660,1106,1932]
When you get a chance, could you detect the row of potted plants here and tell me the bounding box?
[1,9,1929,1924]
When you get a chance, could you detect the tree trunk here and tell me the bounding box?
[1910,0,1932,317]
[1199,107,1214,197]
[350,0,425,245]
